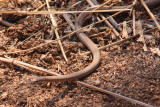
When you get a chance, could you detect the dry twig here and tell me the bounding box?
[132,9,136,36]
[0,9,130,14]
[45,0,68,62]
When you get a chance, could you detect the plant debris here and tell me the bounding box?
[0,0,160,106]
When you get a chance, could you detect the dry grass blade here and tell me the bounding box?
[45,0,68,62]
[132,9,136,36]
[0,9,131,14]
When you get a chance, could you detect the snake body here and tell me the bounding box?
[32,0,160,82]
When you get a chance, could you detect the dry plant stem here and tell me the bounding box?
[0,9,131,14]
[76,81,154,107]
[0,17,13,27]
[140,0,160,31]
[81,34,139,55]
[0,5,133,56]
[132,9,136,36]
[35,3,47,11]
[0,57,154,107]
[45,0,68,62]
[0,57,59,75]
[86,0,120,37]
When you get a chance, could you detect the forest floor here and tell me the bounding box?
[0,0,160,107]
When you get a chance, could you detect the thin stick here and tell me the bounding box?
[45,0,68,62]
[76,81,154,107]
[140,0,160,31]
[132,9,136,36]
[0,9,130,15]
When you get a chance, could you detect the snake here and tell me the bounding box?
[32,0,160,82]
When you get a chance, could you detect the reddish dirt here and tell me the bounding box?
[0,0,160,107]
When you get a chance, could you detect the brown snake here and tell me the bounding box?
[32,0,160,82]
